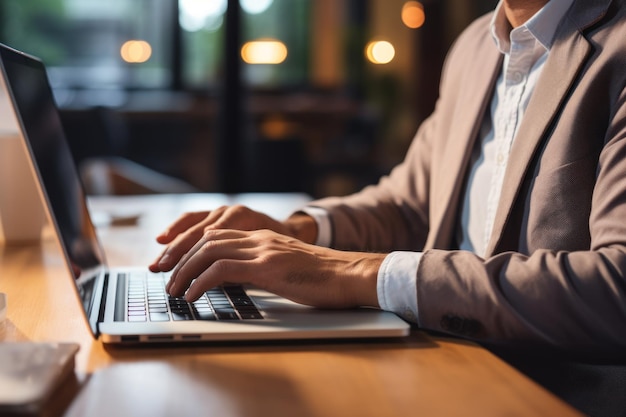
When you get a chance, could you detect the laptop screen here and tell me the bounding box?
[0,44,106,314]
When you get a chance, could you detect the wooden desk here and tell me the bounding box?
[0,194,582,417]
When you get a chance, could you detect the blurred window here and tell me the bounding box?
[0,0,310,93]
[1,0,172,91]
[182,0,310,88]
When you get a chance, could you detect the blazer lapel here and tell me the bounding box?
[426,45,502,250]
[484,1,609,256]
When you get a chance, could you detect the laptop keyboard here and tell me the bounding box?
[123,272,263,322]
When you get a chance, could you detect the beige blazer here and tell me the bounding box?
[312,0,626,356]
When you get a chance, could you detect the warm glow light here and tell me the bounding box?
[120,40,152,63]
[365,41,395,64]
[402,1,425,29]
[241,39,287,64]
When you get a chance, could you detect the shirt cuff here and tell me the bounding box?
[377,251,422,324]
[299,206,332,247]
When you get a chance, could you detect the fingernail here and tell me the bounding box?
[184,290,196,303]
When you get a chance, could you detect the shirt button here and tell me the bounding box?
[496,153,505,164]
[403,309,417,322]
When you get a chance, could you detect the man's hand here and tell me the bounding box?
[149,205,317,273]
[164,228,383,309]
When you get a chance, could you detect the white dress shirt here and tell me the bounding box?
[304,0,574,323]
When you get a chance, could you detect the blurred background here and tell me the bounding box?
[0,0,494,198]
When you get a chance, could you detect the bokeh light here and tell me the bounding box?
[365,41,395,64]
[120,40,152,63]
[241,39,288,64]
[402,1,425,29]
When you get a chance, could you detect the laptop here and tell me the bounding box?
[0,43,410,344]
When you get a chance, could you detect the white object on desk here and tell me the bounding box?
[0,132,46,244]
[0,342,79,412]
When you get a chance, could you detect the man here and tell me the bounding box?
[151,0,625,359]
[152,1,626,413]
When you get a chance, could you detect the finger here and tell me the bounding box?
[156,206,230,249]
[155,211,211,244]
[185,259,250,302]
[148,260,162,273]
[153,225,207,271]
[150,234,189,271]
[149,247,168,272]
[167,231,254,296]
[153,210,228,269]
[165,235,209,294]
[167,230,252,296]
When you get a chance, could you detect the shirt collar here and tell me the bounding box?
[490,0,575,53]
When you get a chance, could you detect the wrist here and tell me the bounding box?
[341,253,384,308]
[284,213,318,244]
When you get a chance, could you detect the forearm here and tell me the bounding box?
[286,210,423,315]
[283,212,381,308]
[337,252,383,309]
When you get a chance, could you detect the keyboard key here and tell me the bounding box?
[172,313,195,321]
[207,294,228,300]
[210,301,232,308]
[217,313,239,320]
[231,298,254,307]
[196,311,217,320]
[148,301,167,307]
[208,300,228,305]
[215,310,239,320]
[128,310,147,316]
[169,301,188,308]
[149,313,170,322]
